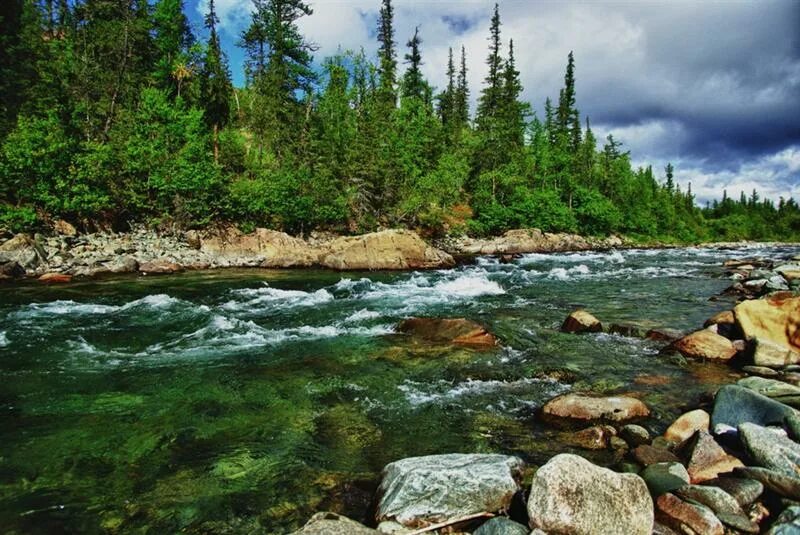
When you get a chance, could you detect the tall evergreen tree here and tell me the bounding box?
[556,51,580,151]
[200,0,232,162]
[402,27,424,100]
[376,0,397,111]
[455,45,470,126]
[240,0,269,84]
[476,3,503,128]
[498,39,528,149]
[437,47,456,131]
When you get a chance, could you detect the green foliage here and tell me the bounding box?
[0,204,38,232]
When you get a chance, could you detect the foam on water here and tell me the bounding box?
[547,264,591,280]
[398,377,569,408]
[12,300,119,318]
[0,331,8,348]
[222,285,334,312]
[343,309,381,323]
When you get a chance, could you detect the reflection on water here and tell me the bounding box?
[0,245,796,533]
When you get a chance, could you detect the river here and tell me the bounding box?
[0,245,795,533]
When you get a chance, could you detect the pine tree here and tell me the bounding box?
[240,0,269,84]
[437,47,456,131]
[498,39,528,149]
[665,162,675,192]
[556,51,581,151]
[455,45,469,125]
[402,27,424,100]
[200,0,232,162]
[476,3,503,129]
[376,0,397,111]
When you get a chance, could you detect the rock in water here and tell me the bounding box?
[739,422,800,476]
[397,318,498,347]
[542,393,649,423]
[734,295,800,367]
[138,260,183,274]
[38,273,72,284]
[322,230,454,270]
[655,493,724,535]
[561,309,602,333]
[620,424,651,447]
[472,517,529,535]
[737,376,800,406]
[669,329,738,360]
[675,485,757,533]
[664,409,710,443]
[291,512,378,534]
[527,453,653,535]
[376,454,524,528]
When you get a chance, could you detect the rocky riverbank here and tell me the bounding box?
[0,224,629,282]
[291,251,800,534]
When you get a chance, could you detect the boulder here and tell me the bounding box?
[620,424,651,447]
[53,219,77,237]
[664,409,710,444]
[669,329,738,360]
[655,493,724,535]
[0,260,25,278]
[645,328,685,343]
[633,445,679,466]
[38,273,72,284]
[704,310,735,329]
[608,323,648,338]
[527,453,653,535]
[775,264,800,282]
[541,393,650,423]
[641,462,691,497]
[472,517,529,535]
[561,310,602,333]
[711,385,800,439]
[737,376,800,407]
[376,453,524,528]
[0,233,46,268]
[321,230,454,271]
[739,422,800,477]
[682,431,744,483]
[138,260,183,274]
[704,477,763,507]
[291,512,378,534]
[675,485,757,533]
[735,295,800,367]
[733,466,800,500]
[106,256,139,274]
[201,226,319,268]
[767,505,800,534]
[397,318,498,347]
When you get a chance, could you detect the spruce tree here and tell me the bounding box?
[498,39,528,149]
[665,162,675,192]
[476,3,503,129]
[556,51,581,151]
[437,47,456,131]
[376,0,397,111]
[240,0,269,84]
[402,27,424,100]
[200,0,232,162]
[455,45,470,126]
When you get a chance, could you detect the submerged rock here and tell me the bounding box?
[291,512,378,534]
[527,453,653,535]
[541,393,650,423]
[669,329,738,360]
[376,453,524,528]
[664,409,710,444]
[397,317,498,347]
[322,230,454,271]
[561,309,602,333]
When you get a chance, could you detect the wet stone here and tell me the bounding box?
[620,424,651,447]
[705,477,764,507]
[734,466,800,500]
[633,445,679,466]
[472,517,529,535]
[655,493,724,535]
[739,422,800,477]
[641,462,691,497]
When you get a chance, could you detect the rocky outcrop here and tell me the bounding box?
[321,230,454,270]
[561,309,602,333]
[397,317,498,347]
[0,233,47,269]
[199,226,319,268]
[735,295,800,367]
[446,229,624,255]
[542,393,650,423]
[669,329,738,360]
[527,453,653,535]
[375,454,524,528]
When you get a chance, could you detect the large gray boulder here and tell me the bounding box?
[527,453,653,535]
[737,376,800,407]
[376,453,524,528]
[711,385,800,438]
[472,517,529,535]
[739,422,800,476]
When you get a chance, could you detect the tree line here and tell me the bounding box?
[1,0,798,242]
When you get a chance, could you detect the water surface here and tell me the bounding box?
[1,245,796,533]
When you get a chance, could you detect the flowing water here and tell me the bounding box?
[1,245,797,534]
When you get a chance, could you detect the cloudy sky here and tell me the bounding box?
[188,0,800,205]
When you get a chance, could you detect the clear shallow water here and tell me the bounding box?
[1,245,798,533]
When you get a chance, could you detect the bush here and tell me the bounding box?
[572,187,621,235]
[0,205,38,232]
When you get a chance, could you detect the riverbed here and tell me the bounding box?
[0,245,796,533]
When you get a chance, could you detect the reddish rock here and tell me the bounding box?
[38,273,72,284]
[670,329,738,360]
[645,328,685,343]
[564,425,616,450]
[542,393,650,423]
[682,431,744,483]
[397,318,498,347]
[664,409,710,444]
[561,310,602,333]
[656,493,724,535]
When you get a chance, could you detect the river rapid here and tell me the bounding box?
[0,245,796,533]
